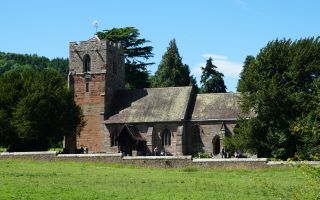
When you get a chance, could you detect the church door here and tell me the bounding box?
[212,135,220,155]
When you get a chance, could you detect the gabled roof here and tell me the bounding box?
[105,86,193,124]
[116,125,145,142]
[191,93,241,121]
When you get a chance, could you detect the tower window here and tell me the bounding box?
[86,82,89,92]
[83,54,91,72]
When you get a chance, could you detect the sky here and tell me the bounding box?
[1,0,320,92]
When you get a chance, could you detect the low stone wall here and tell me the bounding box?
[122,156,192,168]
[0,151,57,161]
[267,161,320,166]
[1,152,319,169]
[193,158,268,169]
[56,153,123,163]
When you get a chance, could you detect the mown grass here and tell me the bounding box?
[0,160,319,200]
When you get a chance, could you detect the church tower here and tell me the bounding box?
[65,36,125,153]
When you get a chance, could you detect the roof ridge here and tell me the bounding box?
[117,86,193,92]
[197,92,241,95]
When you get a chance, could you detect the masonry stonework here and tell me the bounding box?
[65,37,125,153]
[65,36,242,157]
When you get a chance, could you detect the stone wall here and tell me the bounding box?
[105,122,185,156]
[193,158,268,169]
[0,152,273,169]
[69,39,124,78]
[66,38,125,153]
[186,121,237,156]
[73,74,106,153]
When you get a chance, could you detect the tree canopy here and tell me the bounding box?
[0,67,82,151]
[227,37,320,160]
[200,57,226,93]
[0,52,68,78]
[151,39,197,89]
[97,27,154,89]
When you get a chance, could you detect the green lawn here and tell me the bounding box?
[0,160,319,200]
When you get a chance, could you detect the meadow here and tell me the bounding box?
[0,160,319,199]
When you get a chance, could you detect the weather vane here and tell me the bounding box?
[92,20,98,35]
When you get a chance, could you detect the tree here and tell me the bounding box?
[200,57,226,93]
[0,67,83,151]
[231,37,320,159]
[0,52,68,77]
[152,39,196,88]
[97,27,153,89]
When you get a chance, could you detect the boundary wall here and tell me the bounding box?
[1,152,319,168]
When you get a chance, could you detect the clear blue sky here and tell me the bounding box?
[1,0,320,91]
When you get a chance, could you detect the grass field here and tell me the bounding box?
[0,160,319,200]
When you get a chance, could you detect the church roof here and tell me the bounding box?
[191,93,241,121]
[105,86,193,124]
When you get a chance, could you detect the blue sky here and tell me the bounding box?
[1,0,320,91]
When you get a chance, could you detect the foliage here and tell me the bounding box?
[0,67,82,151]
[97,27,154,89]
[193,152,212,158]
[200,57,226,93]
[0,160,318,199]
[233,37,320,159]
[152,39,197,90]
[0,147,6,152]
[0,52,68,77]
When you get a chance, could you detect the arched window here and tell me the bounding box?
[161,128,171,146]
[83,54,91,72]
[110,131,118,147]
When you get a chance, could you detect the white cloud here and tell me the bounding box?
[202,54,228,60]
[191,54,243,78]
[190,54,243,92]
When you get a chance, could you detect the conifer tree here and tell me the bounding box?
[152,39,196,88]
[97,27,153,89]
[200,57,226,93]
[229,37,320,159]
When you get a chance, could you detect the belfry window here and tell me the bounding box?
[83,54,91,72]
[161,128,171,146]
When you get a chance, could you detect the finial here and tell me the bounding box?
[92,20,98,35]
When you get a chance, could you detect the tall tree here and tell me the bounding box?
[0,67,83,151]
[229,37,320,159]
[0,52,68,77]
[200,57,226,93]
[152,39,196,88]
[97,27,153,89]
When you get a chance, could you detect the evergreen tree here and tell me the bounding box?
[152,39,196,88]
[229,37,320,159]
[200,57,226,93]
[0,67,83,151]
[97,27,153,89]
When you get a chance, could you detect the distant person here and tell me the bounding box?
[154,147,158,156]
[221,147,226,158]
[80,146,85,154]
[234,150,240,158]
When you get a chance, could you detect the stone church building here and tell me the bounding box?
[65,36,242,156]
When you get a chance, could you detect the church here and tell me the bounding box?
[65,36,242,156]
